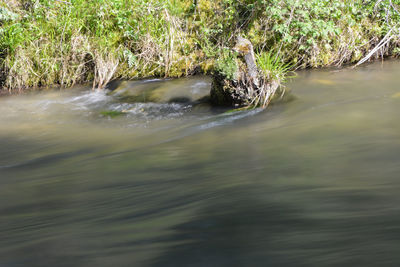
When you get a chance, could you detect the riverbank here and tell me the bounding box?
[1,0,400,94]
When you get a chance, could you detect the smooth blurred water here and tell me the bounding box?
[1,61,400,266]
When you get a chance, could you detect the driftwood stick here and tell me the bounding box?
[354,28,395,67]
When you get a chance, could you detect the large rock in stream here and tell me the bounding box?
[108,76,211,104]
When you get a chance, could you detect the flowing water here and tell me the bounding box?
[1,61,400,266]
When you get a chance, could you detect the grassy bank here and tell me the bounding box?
[1,0,400,93]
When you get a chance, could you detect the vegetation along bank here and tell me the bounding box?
[1,0,400,105]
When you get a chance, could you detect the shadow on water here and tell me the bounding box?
[0,148,96,170]
[151,187,314,267]
[151,186,400,267]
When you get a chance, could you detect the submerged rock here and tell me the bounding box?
[109,76,211,104]
[210,37,280,108]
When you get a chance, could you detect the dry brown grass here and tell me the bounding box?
[5,48,33,92]
[3,0,20,9]
[93,51,119,90]
[61,34,92,87]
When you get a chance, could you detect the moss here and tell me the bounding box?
[100,110,125,118]
[210,74,234,106]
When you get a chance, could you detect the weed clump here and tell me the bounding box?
[211,37,287,108]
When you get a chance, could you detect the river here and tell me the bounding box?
[1,61,400,266]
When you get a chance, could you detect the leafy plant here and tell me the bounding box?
[214,48,238,80]
[0,6,19,22]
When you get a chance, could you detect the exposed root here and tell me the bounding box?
[218,73,280,108]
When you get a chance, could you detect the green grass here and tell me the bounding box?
[256,51,293,83]
[1,0,400,92]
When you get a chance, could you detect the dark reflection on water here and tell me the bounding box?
[152,188,314,267]
[153,189,400,267]
[1,61,400,266]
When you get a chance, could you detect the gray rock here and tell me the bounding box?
[109,76,211,104]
